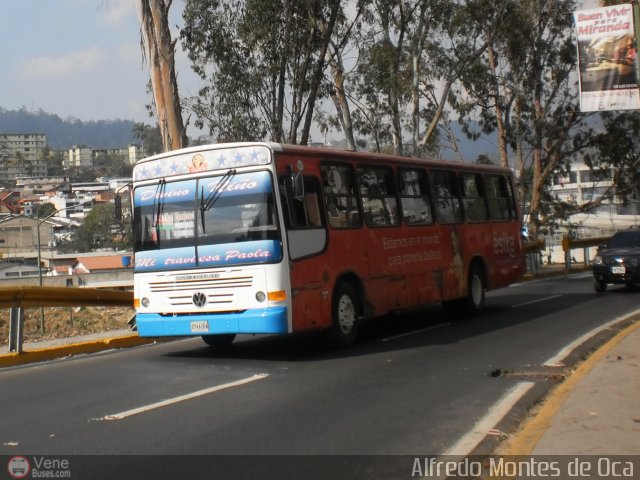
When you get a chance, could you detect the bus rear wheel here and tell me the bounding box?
[443,264,486,319]
[201,334,236,348]
[465,264,486,313]
[328,282,360,348]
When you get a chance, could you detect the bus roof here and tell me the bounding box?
[134,141,513,177]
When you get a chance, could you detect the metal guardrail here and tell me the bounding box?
[3,286,133,354]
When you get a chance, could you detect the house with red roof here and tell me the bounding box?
[71,255,131,274]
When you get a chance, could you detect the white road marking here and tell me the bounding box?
[544,309,640,367]
[512,295,562,308]
[442,381,535,456]
[378,323,450,343]
[101,374,269,421]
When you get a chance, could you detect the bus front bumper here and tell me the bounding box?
[135,307,289,337]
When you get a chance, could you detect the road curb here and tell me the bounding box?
[0,334,156,368]
[496,313,640,456]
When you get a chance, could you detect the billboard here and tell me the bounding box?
[574,3,638,111]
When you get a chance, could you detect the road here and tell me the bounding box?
[1,273,638,478]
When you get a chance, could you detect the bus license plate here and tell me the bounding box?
[611,266,625,275]
[190,321,209,333]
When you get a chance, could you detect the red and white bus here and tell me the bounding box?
[131,142,525,347]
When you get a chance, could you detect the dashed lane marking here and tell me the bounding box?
[98,374,269,421]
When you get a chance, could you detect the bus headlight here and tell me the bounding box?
[256,291,267,303]
[141,297,150,308]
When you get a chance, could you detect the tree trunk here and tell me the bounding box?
[139,0,187,152]
[328,44,356,150]
[487,45,509,168]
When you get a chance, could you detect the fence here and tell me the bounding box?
[1,286,133,354]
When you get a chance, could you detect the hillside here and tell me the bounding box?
[0,107,137,149]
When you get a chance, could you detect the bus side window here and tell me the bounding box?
[321,163,362,229]
[485,174,511,221]
[280,176,324,229]
[357,165,400,227]
[398,168,432,225]
[461,173,488,222]
[432,170,463,224]
[504,176,518,219]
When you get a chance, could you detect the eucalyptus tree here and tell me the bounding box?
[342,0,500,157]
[137,0,188,152]
[181,0,341,144]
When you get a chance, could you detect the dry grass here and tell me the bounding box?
[0,306,135,346]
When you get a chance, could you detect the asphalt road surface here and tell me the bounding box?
[1,272,638,478]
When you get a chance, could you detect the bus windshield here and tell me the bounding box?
[133,170,282,271]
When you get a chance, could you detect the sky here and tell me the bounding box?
[0,0,201,133]
[1,0,601,141]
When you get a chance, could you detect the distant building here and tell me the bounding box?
[550,158,640,218]
[72,254,130,274]
[0,215,66,254]
[67,145,93,168]
[0,133,48,182]
[0,133,47,163]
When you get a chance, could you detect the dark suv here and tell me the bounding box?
[593,229,640,292]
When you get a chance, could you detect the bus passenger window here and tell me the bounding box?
[432,170,463,224]
[398,169,432,225]
[321,164,362,229]
[485,175,512,221]
[279,176,324,229]
[461,173,488,222]
[357,166,400,227]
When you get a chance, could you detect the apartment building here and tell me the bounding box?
[0,133,47,163]
[66,144,143,169]
[0,133,49,182]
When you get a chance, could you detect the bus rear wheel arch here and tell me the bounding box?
[443,260,486,318]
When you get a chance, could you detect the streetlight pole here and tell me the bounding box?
[35,200,93,333]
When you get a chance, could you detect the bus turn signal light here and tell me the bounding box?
[268,291,286,302]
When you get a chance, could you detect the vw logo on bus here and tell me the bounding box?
[192,292,207,308]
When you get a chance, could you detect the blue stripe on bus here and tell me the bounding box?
[135,307,288,336]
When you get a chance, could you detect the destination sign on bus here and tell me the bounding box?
[135,240,281,271]
[133,145,272,181]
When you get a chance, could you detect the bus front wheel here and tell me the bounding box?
[201,334,236,348]
[329,282,360,348]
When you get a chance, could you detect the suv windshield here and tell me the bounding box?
[608,231,640,249]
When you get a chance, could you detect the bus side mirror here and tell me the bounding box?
[289,166,304,201]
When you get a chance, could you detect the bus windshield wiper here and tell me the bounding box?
[200,169,236,233]
[152,178,167,233]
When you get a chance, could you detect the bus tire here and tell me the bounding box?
[464,263,486,314]
[201,334,236,348]
[329,282,360,348]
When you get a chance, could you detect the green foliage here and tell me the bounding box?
[133,122,163,157]
[34,203,57,219]
[57,204,131,253]
[181,0,341,144]
[0,107,136,149]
